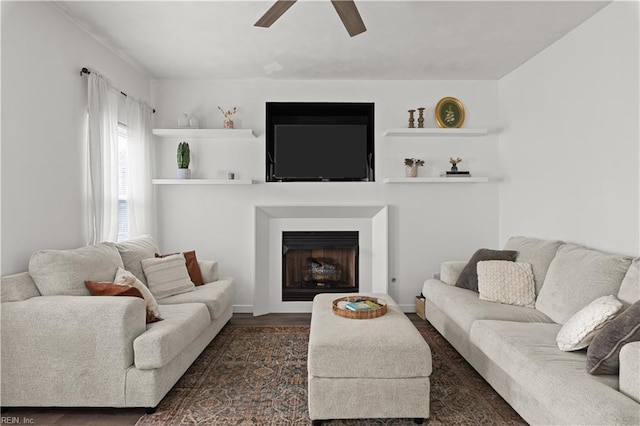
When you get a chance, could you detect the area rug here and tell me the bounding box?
[136,324,526,425]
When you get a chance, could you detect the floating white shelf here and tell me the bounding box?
[152,128,256,138]
[384,177,489,184]
[383,128,488,137]
[152,179,254,185]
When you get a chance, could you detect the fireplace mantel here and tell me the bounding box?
[254,205,388,315]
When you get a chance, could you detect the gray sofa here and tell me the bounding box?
[422,236,640,425]
[1,236,234,411]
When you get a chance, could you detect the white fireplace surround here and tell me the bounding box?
[254,205,388,315]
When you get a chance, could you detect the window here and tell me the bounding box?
[117,123,129,242]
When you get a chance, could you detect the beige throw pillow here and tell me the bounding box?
[114,267,160,317]
[556,295,624,351]
[477,261,536,308]
[141,254,195,300]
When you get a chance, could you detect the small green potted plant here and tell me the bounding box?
[177,142,191,179]
[404,158,425,177]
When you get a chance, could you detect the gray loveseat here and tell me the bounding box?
[422,236,639,425]
[1,236,234,411]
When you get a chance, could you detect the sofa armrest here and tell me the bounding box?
[1,295,147,406]
[440,261,468,285]
[198,260,219,283]
[620,341,640,404]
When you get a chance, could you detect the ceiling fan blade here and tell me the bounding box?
[254,0,297,28]
[330,0,366,37]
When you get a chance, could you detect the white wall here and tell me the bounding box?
[1,2,151,274]
[151,79,500,310]
[498,1,640,256]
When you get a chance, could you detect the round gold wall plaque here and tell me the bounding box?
[435,97,466,128]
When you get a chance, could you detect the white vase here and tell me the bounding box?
[405,165,418,177]
[178,113,189,127]
[177,168,191,179]
[223,118,234,129]
[189,116,199,128]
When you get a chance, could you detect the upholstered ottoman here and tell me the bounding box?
[308,293,432,424]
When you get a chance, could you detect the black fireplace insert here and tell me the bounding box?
[282,231,359,301]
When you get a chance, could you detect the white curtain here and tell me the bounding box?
[126,97,155,238]
[87,70,119,244]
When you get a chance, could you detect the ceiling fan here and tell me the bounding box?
[255,0,367,37]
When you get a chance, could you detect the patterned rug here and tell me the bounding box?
[136,323,526,425]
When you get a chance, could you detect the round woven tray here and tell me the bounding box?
[332,295,387,319]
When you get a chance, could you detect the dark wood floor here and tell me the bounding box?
[4,313,426,425]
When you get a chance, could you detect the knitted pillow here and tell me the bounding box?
[556,295,624,351]
[455,249,518,292]
[477,261,536,307]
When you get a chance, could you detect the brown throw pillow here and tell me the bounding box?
[155,250,204,286]
[84,281,163,323]
[455,249,519,292]
[85,281,144,298]
[586,300,640,375]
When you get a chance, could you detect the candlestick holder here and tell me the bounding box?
[408,109,416,128]
[417,107,425,128]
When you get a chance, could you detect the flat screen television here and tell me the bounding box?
[266,102,374,182]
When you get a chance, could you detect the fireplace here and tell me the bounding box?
[282,231,359,301]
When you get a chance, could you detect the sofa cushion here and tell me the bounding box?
[535,244,632,324]
[556,295,624,351]
[422,279,552,336]
[158,278,235,320]
[141,254,195,300]
[133,303,210,370]
[1,272,40,302]
[114,235,159,285]
[587,300,640,375]
[618,258,639,305]
[470,320,640,425]
[620,342,640,403]
[477,260,536,308]
[455,248,518,292]
[29,242,124,296]
[503,236,563,294]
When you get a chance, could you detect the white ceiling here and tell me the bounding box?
[54,0,610,80]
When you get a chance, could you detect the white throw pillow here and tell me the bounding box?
[556,295,624,351]
[141,254,195,300]
[114,267,160,317]
[477,261,536,308]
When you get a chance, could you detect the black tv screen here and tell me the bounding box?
[266,102,374,182]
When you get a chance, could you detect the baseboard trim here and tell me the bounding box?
[233,305,254,313]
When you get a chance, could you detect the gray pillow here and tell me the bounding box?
[455,248,518,292]
[586,300,640,375]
